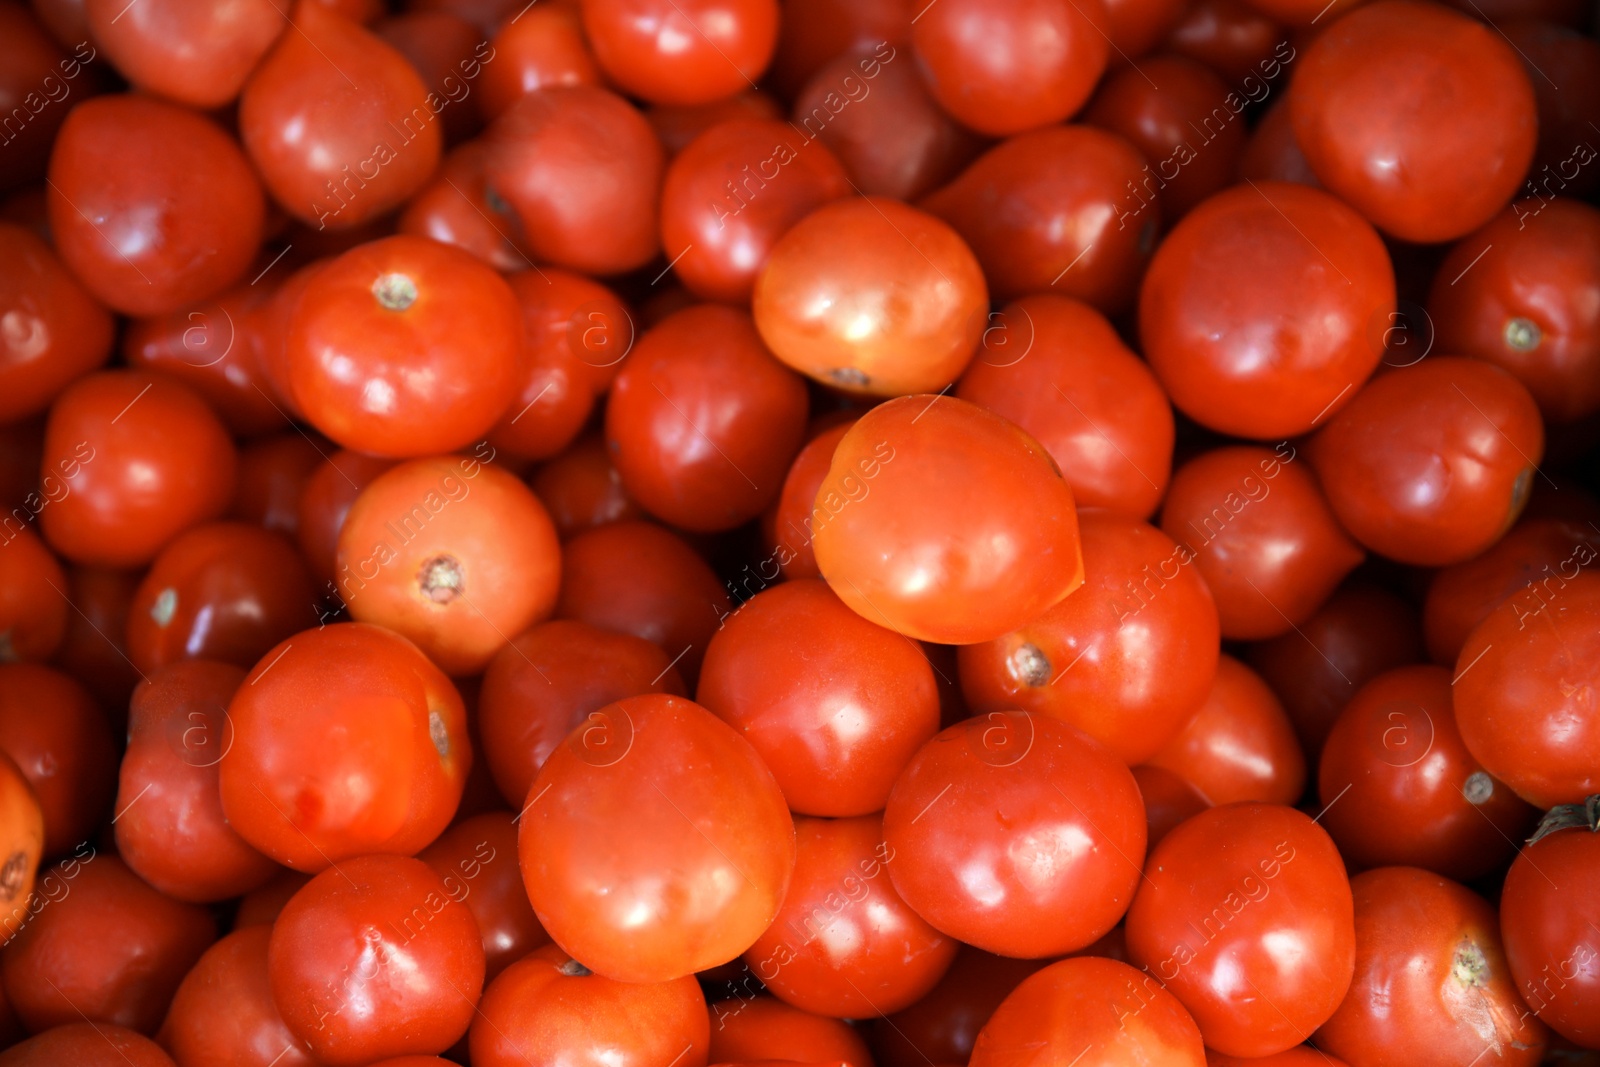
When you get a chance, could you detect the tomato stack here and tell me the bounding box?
[0,0,1597,1064]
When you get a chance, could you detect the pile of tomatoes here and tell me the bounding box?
[1,0,1598,1063]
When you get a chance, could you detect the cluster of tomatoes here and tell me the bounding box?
[1,0,1599,1063]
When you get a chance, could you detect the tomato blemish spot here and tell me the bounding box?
[1008,642,1052,687]
[429,710,450,759]
[1462,771,1494,805]
[1503,317,1540,352]
[418,555,463,604]
[372,272,419,311]
[150,587,178,627]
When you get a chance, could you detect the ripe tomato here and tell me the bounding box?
[697,578,939,817]
[159,926,318,1067]
[1124,803,1355,1057]
[478,2,602,120]
[709,995,873,1066]
[869,947,1050,1067]
[0,663,116,856]
[882,711,1146,958]
[1315,866,1547,1066]
[529,433,645,540]
[0,222,113,424]
[219,623,470,870]
[83,0,285,107]
[970,957,1206,1067]
[0,527,66,663]
[580,0,779,106]
[0,1023,178,1067]
[519,693,795,983]
[419,811,549,980]
[0,752,42,947]
[812,395,1083,644]
[1132,765,1212,850]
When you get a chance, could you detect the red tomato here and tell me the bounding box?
[0,663,116,856]
[268,854,485,1065]
[1132,765,1212,850]
[970,957,1206,1066]
[0,222,113,424]
[1315,866,1547,1066]
[869,947,1050,1067]
[228,433,326,537]
[709,995,873,1066]
[812,395,1084,644]
[419,811,549,980]
[396,142,534,273]
[697,578,939,817]
[219,623,471,870]
[1124,803,1355,1057]
[296,448,398,585]
[84,0,286,107]
[0,1023,178,1067]
[528,433,645,540]
[764,421,852,581]
[0,751,42,947]
[478,2,602,121]
[882,711,1147,958]
[580,0,779,106]
[158,926,318,1067]
[0,527,66,663]
[519,693,795,983]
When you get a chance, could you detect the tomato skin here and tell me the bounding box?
[910,0,1110,137]
[158,926,319,1067]
[478,2,602,122]
[1125,803,1355,1057]
[471,942,711,1067]
[0,1023,178,1067]
[697,579,939,817]
[115,661,280,904]
[84,0,286,107]
[581,0,778,106]
[0,663,117,857]
[297,448,398,585]
[240,1,441,229]
[529,433,645,539]
[812,395,1083,645]
[1500,823,1600,1048]
[1452,571,1600,808]
[923,127,1158,314]
[607,305,809,533]
[397,143,534,274]
[286,236,523,458]
[0,527,67,663]
[47,94,266,317]
[742,814,957,1017]
[268,854,485,1066]
[1308,357,1545,568]
[219,623,471,871]
[0,222,113,424]
[1206,1049,1348,1066]
[420,812,549,980]
[1138,181,1394,440]
[958,511,1219,766]
[883,711,1146,958]
[766,0,914,100]
[708,995,873,1066]
[752,198,988,397]
[0,752,42,947]
[1315,867,1547,1066]
[868,946,1049,1067]
[519,693,795,983]
[1289,0,1537,243]
[970,957,1206,1067]
[1163,0,1289,87]
[483,85,666,275]
[39,370,239,568]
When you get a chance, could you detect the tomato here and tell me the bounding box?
[709,996,872,1066]
[1164,0,1291,86]
[0,663,116,856]
[1082,55,1247,222]
[84,0,285,107]
[580,0,779,106]
[483,85,665,275]
[2,853,215,1034]
[1315,866,1547,1066]
[234,867,313,930]
[1132,765,1212,850]
[767,0,913,99]
[660,120,851,304]
[606,305,808,532]
[1158,444,1363,639]
[0,752,42,946]
[478,2,602,121]
[39,371,238,567]
[1239,99,1320,187]
[471,942,710,1067]
[419,811,549,980]
[519,693,794,983]
[1246,581,1422,760]
[219,623,470,870]
[126,523,315,675]
[812,395,1083,644]
[1317,665,1537,881]
[1138,181,1394,440]
[240,1,441,229]
[763,422,852,582]
[1206,1050,1349,1067]
[528,433,645,539]
[0,222,113,424]
[868,947,1049,1067]
[47,94,265,317]
[285,236,522,458]
[1125,803,1355,1057]
[883,711,1146,958]
[0,1023,178,1067]
[1500,805,1600,1048]
[555,520,733,685]
[373,11,487,144]
[1144,655,1305,807]
[0,527,66,663]
[158,926,318,1067]
[910,0,1109,137]
[114,661,279,903]
[1452,570,1600,808]
[336,455,560,675]
[1428,198,1600,424]
[1310,357,1545,567]
[970,957,1206,1067]
[924,130,1156,315]
[1103,0,1188,53]
[791,47,979,202]
[698,578,939,816]
[958,511,1219,765]
[753,197,987,397]
[1502,19,1600,199]
[0,4,92,195]
[650,91,784,156]
[1288,0,1537,242]
[229,434,326,539]
[47,564,142,715]
[268,854,485,1065]
[296,448,397,585]
[396,143,534,273]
